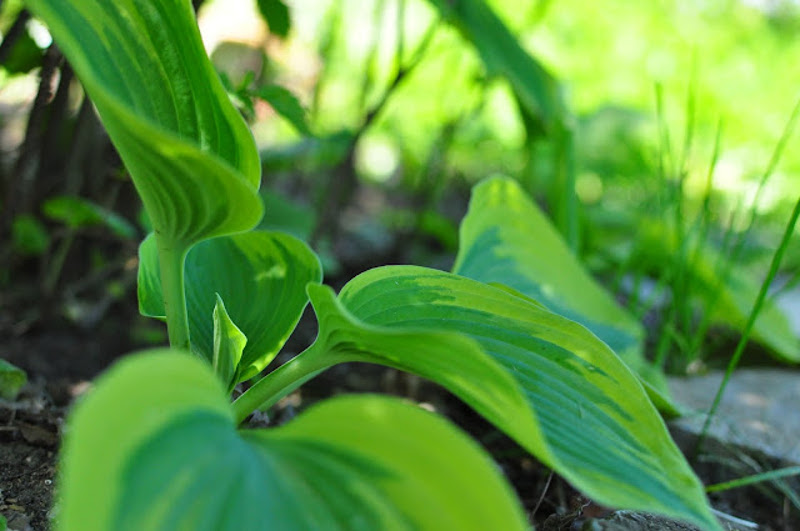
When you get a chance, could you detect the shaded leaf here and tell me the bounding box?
[42,195,136,239]
[11,214,49,256]
[1,27,44,75]
[58,350,528,530]
[255,85,311,136]
[138,231,322,382]
[0,359,27,400]
[256,0,290,39]
[303,266,719,529]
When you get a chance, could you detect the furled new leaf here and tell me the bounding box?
[453,177,653,377]
[212,295,247,391]
[304,267,719,530]
[138,231,322,382]
[58,350,528,531]
[26,0,262,246]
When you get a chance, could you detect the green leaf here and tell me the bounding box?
[306,266,719,530]
[425,0,564,129]
[0,358,27,400]
[58,350,528,531]
[42,195,137,239]
[453,176,651,376]
[712,265,799,361]
[0,27,44,75]
[300,283,544,451]
[11,214,49,256]
[256,0,290,39]
[255,85,311,136]
[138,231,322,382]
[212,294,247,391]
[56,350,232,531]
[26,0,262,247]
[635,219,799,362]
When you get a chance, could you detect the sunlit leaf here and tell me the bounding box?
[304,267,719,530]
[453,176,651,376]
[27,0,263,247]
[138,231,322,382]
[58,350,528,530]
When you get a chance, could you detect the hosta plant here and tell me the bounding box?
[27,0,722,529]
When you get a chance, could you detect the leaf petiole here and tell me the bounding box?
[232,346,337,424]
[156,235,191,351]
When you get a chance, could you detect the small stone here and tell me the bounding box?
[580,511,698,530]
[6,512,32,531]
[668,369,800,466]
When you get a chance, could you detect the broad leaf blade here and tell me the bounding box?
[57,350,232,531]
[453,176,650,375]
[59,351,528,530]
[139,231,322,381]
[320,266,719,530]
[305,283,548,459]
[27,0,262,245]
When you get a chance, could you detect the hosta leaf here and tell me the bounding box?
[453,177,643,359]
[57,350,232,531]
[27,0,262,246]
[58,350,528,531]
[301,283,546,455]
[139,231,322,382]
[453,177,652,378]
[212,295,247,391]
[309,266,719,530]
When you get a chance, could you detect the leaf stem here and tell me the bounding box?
[232,347,338,424]
[156,235,191,351]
